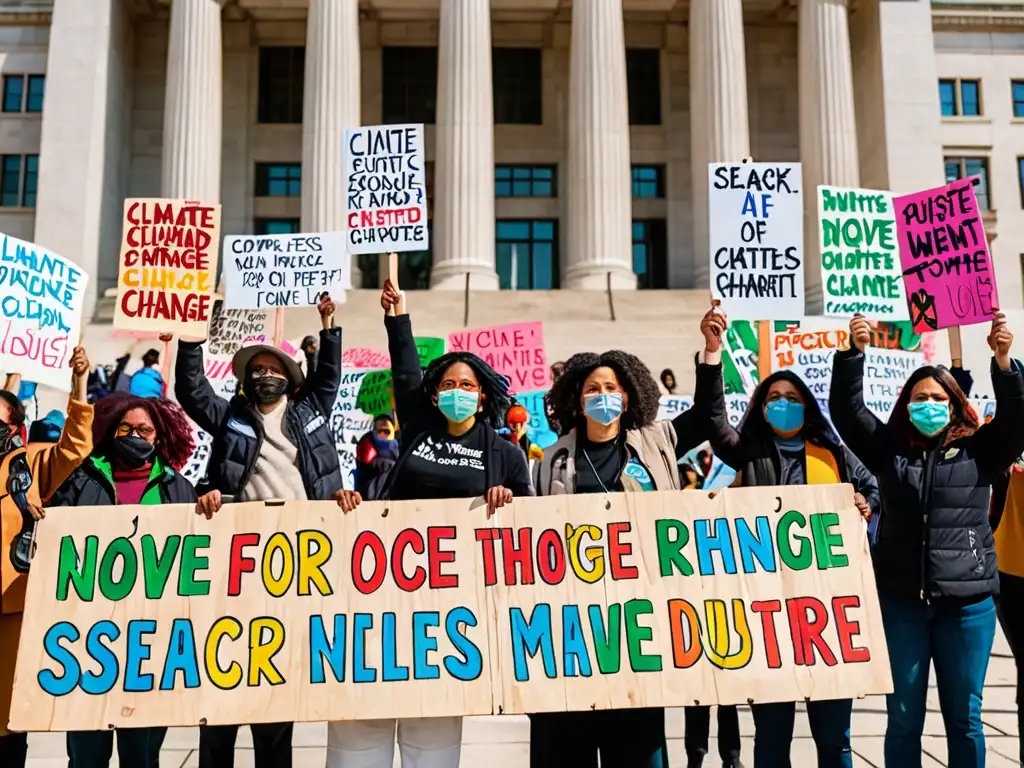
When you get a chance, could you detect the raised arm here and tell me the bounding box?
[174,338,230,434]
[33,348,94,501]
[971,313,1024,476]
[382,280,424,429]
[828,317,890,475]
[306,295,342,414]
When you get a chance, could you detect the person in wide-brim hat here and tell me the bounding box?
[231,344,305,392]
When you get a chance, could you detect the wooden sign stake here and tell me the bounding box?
[273,308,285,348]
[948,326,963,368]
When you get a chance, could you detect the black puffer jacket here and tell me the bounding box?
[175,328,343,500]
[830,349,1024,601]
[50,456,198,507]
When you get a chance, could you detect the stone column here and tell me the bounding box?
[431,0,498,289]
[689,0,751,288]
[799,0,860,311]
[565,0,634,289]
[161,0,222,201]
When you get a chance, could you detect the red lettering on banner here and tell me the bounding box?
[227,533,260,597]
[427,526,458,589]
[786,597,838,667]
[832,595,871,663]
[751,599,784,669]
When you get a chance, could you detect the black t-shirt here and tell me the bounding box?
[391,423,488,500]
[575,435,626,494]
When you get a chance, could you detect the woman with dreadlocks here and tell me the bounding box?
[330,279,532,768]
[530,330,713,768]
[695,304,878,768]
[46,393,197,767]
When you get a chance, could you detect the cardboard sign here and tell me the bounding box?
[222,232,351,309]
[207,303,271,357]
[115,199,220,338]
[345,123,429,255]
[708,163,804,320]
[415,337,446,369]
[356,369,393,417]
[818,186,907,320]
[11,486,891,730]
[894,178,996,333]
[342,348,391,370]
[0,234,88,392]
[448,322,547,393]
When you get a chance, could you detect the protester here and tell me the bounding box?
[53,393,196,768]
[679,461,701,489]
[0,347,94,768]
[695,306,878,768]
[27,410,65,444]
[354,414,399,497]
[301,334,318,375]
[331,279,531,768]
[994,455,1024,764]
[529,338,713,767]
[175,294,341,768]
[830,313,1024,768]
[128,348,165,398]
[660,367,677,395]
[546,361,565,437]
[550,361,565,381]
[503,403,544,463]
[86,366,111,403]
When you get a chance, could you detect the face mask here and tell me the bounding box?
[114,436,156,468]
[584,393,624,426]
[437,389,479,423]
[908,401,950,438]
[249,377,289,405]
[765,399,805,436]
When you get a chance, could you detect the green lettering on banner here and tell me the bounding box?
[56,535,97,601]
[654,519,694,577]
[776,510,812,571]
[414,337,445,368]
[811,512,849,569]
[590,604,622,674]
[624,599,662,672]
[179,535,212,596]
[98,537,138,601]
[356,370,394,417]
[142,534,181,599]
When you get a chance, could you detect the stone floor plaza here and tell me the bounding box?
[19,628,1023,767]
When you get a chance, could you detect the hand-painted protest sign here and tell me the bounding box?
[338,443,357,491]
[709,163,804,320]
[722,320,760,395]
[449,322,547,393]
[818,186,907,320]
[223,232,351,309]
[356,369,393,417]
[115,199,220,338]
[517,390,558,449]
[0,234,88,391]
[415,337,445,368]
[331,370,377,446]
[11,485,891,730]
[207,303,271,357]
[342,348,391,370]
[345,123,428,254]
[656,395,694,422]
[894,178,996,334]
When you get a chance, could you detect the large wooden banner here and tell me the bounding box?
[10,485,891,731]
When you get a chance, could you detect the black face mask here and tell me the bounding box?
[114,436,156,468]
[249,377,289,405]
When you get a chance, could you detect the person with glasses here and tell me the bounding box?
[47,392,198,767]
[0,346,94,768]
[331,279,532,768]
[693,305,878,768]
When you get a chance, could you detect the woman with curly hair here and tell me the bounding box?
[530,331,711,768]
[48,392,198,768]
[695,306,878,768]
[331,279,532,768]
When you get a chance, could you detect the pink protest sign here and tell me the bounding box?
[343,347,391,369]
[894,178,997,334]
[448,321,547,393]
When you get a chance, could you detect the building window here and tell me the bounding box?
[2,76,22,112]
[254,218,301,235]
[632,165,665,198]
[358,229,433,291]
[633,220,667,290]
[493,48,542,125]
[626,49,661,126]
[945,156,991,210]
[382,47,438,124]
[258,47,304,124]
[1,74,43,113]
[1019,157,1024,208]
[26,75,44,112]
[496,220,558,290]
[938,78,982,117]
[255,163,301,197]
[1014,81,1024,118]
[0,155,36,207]
[495,165,555,198]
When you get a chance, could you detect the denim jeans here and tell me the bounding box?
[751,699,852,768]
[529,708,668,768]
[880,591,996,768]
[67,727,166,768]
[326,718,462,768]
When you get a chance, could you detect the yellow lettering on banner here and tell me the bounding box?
[262,532,295,597]
[297,530,333,597]
[704,599,753,670]
[206,617,243,690]
[248,618,286,686]
[566,523,605,583]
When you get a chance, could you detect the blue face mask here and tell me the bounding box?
[765,399,805,436]
[584,392,624,426]
[908,401,950,438]
[437,389,479,423]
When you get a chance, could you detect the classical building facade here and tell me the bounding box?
[0,0,1020,319]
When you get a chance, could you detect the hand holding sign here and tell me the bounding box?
[381,279,402,315]
[700,303,728,354]
[70,346,90,378]
[988,311,1013,370]
[850,315,872,352]
[317,293,336,329]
